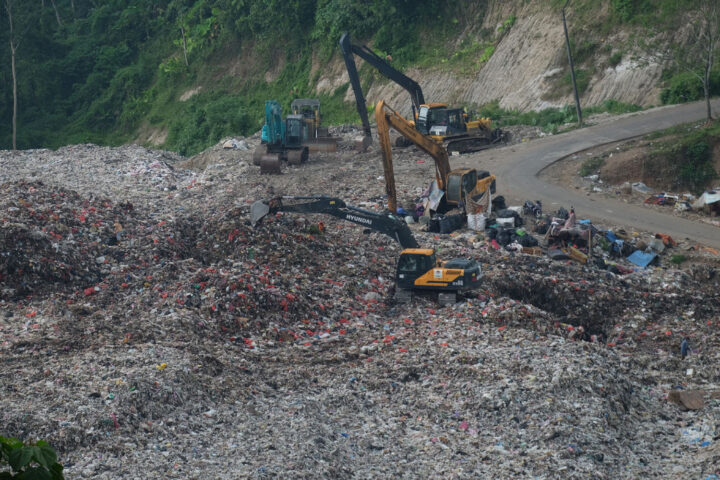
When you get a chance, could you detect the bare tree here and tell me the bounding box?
[180,23,189,67]
[49,0,62,26]
[4,0,18,149]
[689,0,720,121]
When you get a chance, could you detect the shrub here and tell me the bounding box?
[579,157,605,177]
[497,15,516,34]
[661,70,720,105]
[670,254,687,265]
[677,140,717,190]
[0,436,64,479]
[661,72,704,104]
[609,51,622,67]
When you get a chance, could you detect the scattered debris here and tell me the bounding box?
[1,134,718,479]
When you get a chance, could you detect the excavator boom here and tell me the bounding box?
[340,33,426,149]
[375,100,451,213]
[251,195,419,249]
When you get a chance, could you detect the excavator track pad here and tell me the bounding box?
[444,136,491,155]
[286,148,308,166]
[260,154,282,174]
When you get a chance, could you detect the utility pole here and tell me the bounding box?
[563,0,583,126]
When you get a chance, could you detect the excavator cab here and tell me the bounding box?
[426,108,467,137]
[289,98,338,152]
[416,104,467,137]
[396,249,437,289]
[284,114,306,149]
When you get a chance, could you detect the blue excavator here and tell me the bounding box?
[252,100,309,174]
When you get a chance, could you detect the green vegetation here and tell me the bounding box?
[0,1,716,157]
[670,254,687,265]
[0,436,64,479]
[579,157,605,177]
[660,70,720,105]
[497,15,517,34]
[0,0,446,154]
[478,99,643,134]
[648,122,720,192]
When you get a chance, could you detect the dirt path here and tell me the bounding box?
[461,99,720,249]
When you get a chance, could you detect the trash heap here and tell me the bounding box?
[1,141,719,479]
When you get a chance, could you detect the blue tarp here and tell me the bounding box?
[627,250,657,268]
[605,231,624,253]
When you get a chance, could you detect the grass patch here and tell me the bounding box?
[579,157,605,176]
[476,99,643,134]
[670,254,687,265]
[648,121,720,193]
[584,99,643,115]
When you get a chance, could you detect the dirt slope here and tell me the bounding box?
[317,1,663,119]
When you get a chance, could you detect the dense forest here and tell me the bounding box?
[1,0,718,155]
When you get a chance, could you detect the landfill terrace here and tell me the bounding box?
[1,136,719,479]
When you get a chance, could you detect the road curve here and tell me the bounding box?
[462,99,720,249]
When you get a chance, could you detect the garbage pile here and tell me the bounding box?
[1,141,719,479]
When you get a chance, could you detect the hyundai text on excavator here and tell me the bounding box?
[253,100,309,173]
[375,99,496,216]
[339,32,506,153]
[250,195,482,303]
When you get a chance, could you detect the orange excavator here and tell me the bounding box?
[374,99,496,215]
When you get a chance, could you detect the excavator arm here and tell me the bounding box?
[339,33,426,149]
[375,100,451,213]
[250,195,419,249]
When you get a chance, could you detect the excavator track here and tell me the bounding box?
[443,135,492,154]
[286,147,309,166]
[260,154,282,174]
[252,145,267,166]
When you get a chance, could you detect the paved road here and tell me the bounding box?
[462,99,720,249]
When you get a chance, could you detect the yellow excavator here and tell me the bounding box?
[340,33,506,153]
[250,195,483,304]
[374,99,496,215]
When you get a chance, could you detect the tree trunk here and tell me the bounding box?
[49,0,62,26]
[704,24,714,121]
[5,0,18,150]
[180,24,189,67]
[11,41,17,150]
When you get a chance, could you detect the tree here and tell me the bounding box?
[4,0,18,149]
[49,0,62,26]
[645,0,720,121]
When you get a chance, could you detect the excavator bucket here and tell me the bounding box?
[354,135,373,152]
[305,136,339,153]
[250,200,271,227]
